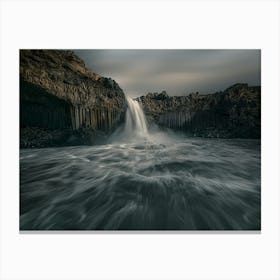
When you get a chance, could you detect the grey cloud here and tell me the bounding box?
[74,49,260,97]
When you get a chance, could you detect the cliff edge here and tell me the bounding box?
[20,50,126,147]
[138,84,261,138]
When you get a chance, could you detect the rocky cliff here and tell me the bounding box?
[20,50,126,147]
[137,84,261,138]
[20,50,261,146]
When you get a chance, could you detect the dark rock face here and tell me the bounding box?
[138,83,261,138]
[20,50,126,147]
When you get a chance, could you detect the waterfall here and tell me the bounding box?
[123,96,148,138]
[109,96,149,143]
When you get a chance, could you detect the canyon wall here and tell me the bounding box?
[20,50,261,147]
[20,50,126,147]
[137,84,261,138]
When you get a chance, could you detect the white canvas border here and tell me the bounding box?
[0,0,280,279]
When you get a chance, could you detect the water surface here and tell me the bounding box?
[20,138,261,230]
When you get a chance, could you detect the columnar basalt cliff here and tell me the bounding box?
[20,50,126,147]
[20,50,261,147]
[137,84,261,138]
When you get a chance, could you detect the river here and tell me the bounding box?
[20,97,261,230]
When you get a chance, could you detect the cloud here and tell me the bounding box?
[74,49,260,97]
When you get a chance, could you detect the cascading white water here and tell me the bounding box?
[108,96,149,143]
[110,95,177,144]
[122,96,149,139]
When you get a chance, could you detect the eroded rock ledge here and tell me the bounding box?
[137,84,261,138]
[20,50,126,147]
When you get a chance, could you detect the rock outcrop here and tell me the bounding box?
[20,50,261,146]
[137,84,261,138]
[20,50,126,147]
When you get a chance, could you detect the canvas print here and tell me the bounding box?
[20,49,261,230]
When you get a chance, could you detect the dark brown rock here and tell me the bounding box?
[20,50,126,147]
[137,84,261,139]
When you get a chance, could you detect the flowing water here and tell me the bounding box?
[20,97,261,230]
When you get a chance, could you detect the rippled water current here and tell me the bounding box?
[20,137,260,230]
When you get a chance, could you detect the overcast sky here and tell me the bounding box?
[74,50,260,98]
